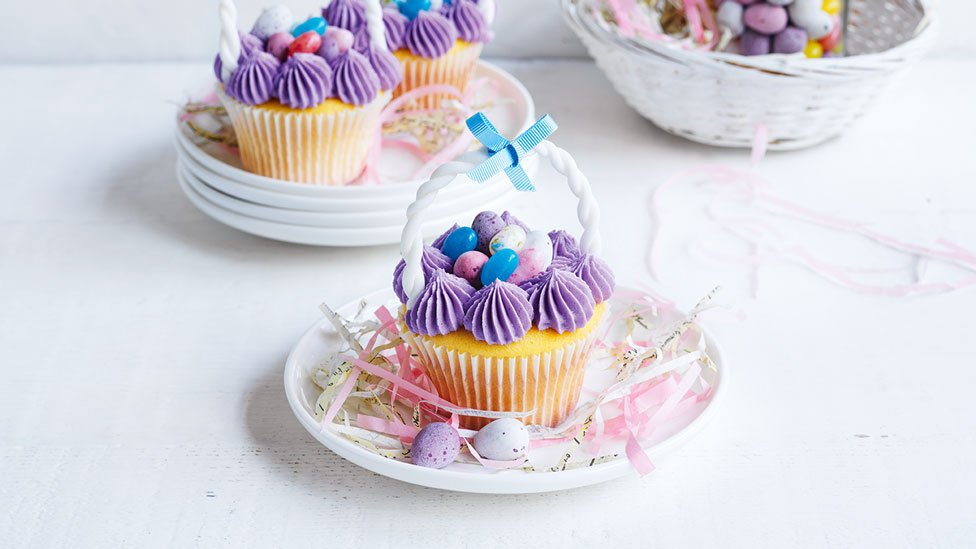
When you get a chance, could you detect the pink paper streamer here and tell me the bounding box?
[320,366,361,432]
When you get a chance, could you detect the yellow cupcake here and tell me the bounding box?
[392,41,483,109]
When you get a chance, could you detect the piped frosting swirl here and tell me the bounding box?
[404,10,457,58]
[322,0,365,30]
[363,43,403,90]
[226,51,280,105]
[393,244,454,304]
[273,54,333,109]
[565,254,615,303]
[329,49,381,105]
[463,281,533,345]
[214,31,264,83]
[405,270,476,336]
[525,269,596,333]
[548,230,582,261]
[444,0,490,43]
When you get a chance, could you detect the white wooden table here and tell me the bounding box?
[2,58,974,547]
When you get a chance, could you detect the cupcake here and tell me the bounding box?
[213,0,403,185]
[393,210,615,429]
[334,0,495,109]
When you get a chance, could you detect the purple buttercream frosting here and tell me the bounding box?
[226,51,281,105]
[329,49,381,105]
[214,31,264,83]
[444,0,489,43]
[404,10,457,58]
[322,0,365,30]
[525,269,596,333]
[352,8,408,52]
[393,244,454,304]
[363,43,403,90]
[463,281,533,345]
[548,230,582,261]
[564,254,615,303]
[273,54,333,109]
[405,270,476,336]
[501,211,530,233]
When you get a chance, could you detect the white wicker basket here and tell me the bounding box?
[562,0,937,150]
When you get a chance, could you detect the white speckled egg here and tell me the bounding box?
[488,224,526,256]
[251,5,294,41]
[473,418,529,460]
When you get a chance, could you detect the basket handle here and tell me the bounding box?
[400,140,602,308]
[363,0,389,51]
[218,0,241,81]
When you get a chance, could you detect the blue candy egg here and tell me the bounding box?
[441,226,477,261]
[398,0,431,21]
[292,16,327,37]
[481,248,519,286]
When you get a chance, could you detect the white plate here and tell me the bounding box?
[178,147,532,218]
[178,159,520,228]
[178,166,516,246]
[283,288,728,493]
[175,60,534,199]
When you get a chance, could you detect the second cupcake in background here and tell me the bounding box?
[326,0,495,109]
[214,0,402,185]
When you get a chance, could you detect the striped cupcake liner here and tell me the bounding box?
[217,88,390,186]
[394,42,484,110]
[402,327,600,430]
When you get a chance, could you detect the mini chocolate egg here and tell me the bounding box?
[804,39,824,58]
[453,250,489,286]
[507,230,553,286]
[743,3,788,34]
[441,226,478,261]
[480,248,519,287]
[471,211,505,254]
[489,224,527,256]
[315,34,339,60]
[788,0,833,39]
[822,0,841,14]
[411,422,460,469]
[325,26,354,54]
[773,26,807,54]
[473,418,529,460]
[292,16,327,37]
[741,29,772,56]
[288,31,322,57]
[716,1,744,37]
[818,16,841,51]
[251,5,295,41]
[266,32,295,61]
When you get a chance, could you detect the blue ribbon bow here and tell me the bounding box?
[465,112,558,192]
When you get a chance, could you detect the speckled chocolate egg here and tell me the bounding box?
[473,418,529,460]
[251,5,295,41]
[471,211,505,254]
[489,224,527,255]
[411,422,460,469]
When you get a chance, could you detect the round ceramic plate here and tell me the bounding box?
[283,287,728,493]
[175,60,534,200]
[177,166,516,246]
[178,153,531,223]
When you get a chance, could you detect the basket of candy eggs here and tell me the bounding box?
[561,0,936,150]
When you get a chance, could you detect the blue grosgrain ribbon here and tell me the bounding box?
[465,113,558,192]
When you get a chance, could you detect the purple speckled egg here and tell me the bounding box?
[453,250,489,286]
[773,26,808,54]
[471,211,506,254]
[266,32,294,62]
[411,422,461,469]
[473,418,529,460]
[315,34,339,60]
[743,3,788,34]
[740,29,772,56]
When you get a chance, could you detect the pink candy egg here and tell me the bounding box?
[743,3,788,34]
[288,31,322,57]
[453,250,489,286]
[325,27,354,54]
[266,32,294,62]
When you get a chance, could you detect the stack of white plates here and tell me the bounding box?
[175,61,536,247]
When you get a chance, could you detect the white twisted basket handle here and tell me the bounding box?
[363,0,388,51]
[218,0,241,81]
[401,142,602,308]
[478,0,496,25]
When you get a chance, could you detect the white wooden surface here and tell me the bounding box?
[1,57,975,547]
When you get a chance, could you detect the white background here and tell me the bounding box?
[0,0,974,61]
[2,0,976,548]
